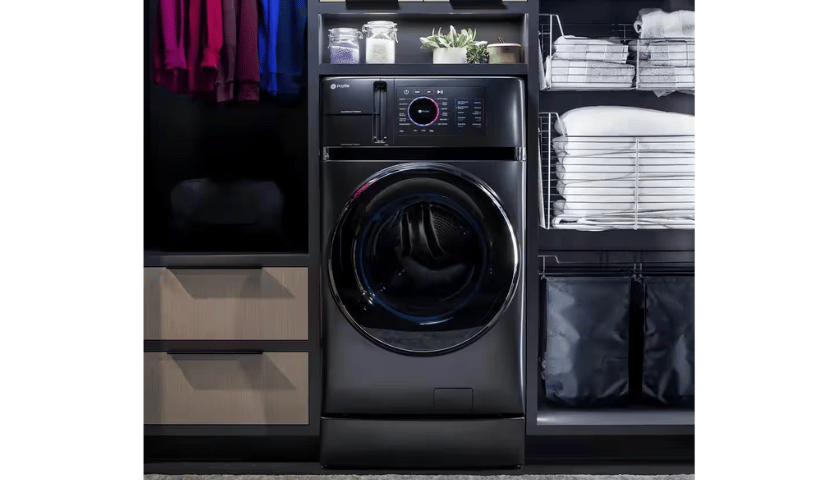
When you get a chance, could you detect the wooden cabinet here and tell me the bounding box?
[144,352,309,425]
[144,268,308,340]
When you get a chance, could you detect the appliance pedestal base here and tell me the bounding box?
[320,416,525,468]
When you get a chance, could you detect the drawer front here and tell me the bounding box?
[144,268,308,340]
[144,352,309,425]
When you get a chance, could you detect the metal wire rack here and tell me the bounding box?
[633,37,695,92]
[538,14,636,91]
[538,14,695,93]
[538,252,695,279]
[538,112,695,231]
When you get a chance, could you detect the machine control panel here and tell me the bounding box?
[397,86,486,136]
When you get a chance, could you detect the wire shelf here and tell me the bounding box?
[538,112,695,231]
[538,14,636,91]
[538,14,695,93]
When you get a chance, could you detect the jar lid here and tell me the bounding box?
[363,20,397,28]
[329,27,361,35]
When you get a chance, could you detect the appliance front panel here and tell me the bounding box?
[321,77,525,148]
[321,160,525,415]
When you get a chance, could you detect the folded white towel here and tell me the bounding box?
[637,65,695,90]
[546,58,635,89]
[631,39,695,67]
[558,178,694,195]
[552,136,695,158]
[557,163,695,174]
[561,184,694,197]
[551,215,695,230]
[554,106,695,137]
[547,106,696,230]
[634,9,695,39]
[553,35,629,64]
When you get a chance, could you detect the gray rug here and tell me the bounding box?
[144,475,694,480]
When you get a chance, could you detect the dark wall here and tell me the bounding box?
[144,0,309,253]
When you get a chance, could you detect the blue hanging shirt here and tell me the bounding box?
[258,0,307,96]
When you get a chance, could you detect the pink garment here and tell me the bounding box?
[153,0,223,95]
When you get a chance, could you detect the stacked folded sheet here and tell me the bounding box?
[544,35,633,89]
[632,8,695,95]
[549,106,695,229]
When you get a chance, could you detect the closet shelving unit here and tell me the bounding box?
[144,0,694,466]
[307,0,547,458]
[525,0,695,442]
[314,6,532,74]
[143,0,322,450]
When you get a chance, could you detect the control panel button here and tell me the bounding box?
[407,97,440,127]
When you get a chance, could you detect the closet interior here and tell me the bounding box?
[144,0,695,466]
[529,0,695,438]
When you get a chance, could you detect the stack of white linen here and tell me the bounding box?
[550,106,695,229]
[544,35,634,89]
[632,9,695,95]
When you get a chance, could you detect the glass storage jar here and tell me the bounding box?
[328,28,362,64]
[362,21,398,64]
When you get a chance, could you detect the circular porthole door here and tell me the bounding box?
[327,163,519,355]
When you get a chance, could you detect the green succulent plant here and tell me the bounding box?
[419,26,487,51]
[467,43,489,63]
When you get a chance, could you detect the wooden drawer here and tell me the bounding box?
[144,352,309,425]
[144,268,308,340]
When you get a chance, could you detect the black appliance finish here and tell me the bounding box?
[320,76,526,468]
[321,76,524,147]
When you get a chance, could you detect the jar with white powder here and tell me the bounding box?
[362,21,398,64]
[328,28,362,64]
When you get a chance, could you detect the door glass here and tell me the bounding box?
[328,165,518,354]
[358,193,487,324]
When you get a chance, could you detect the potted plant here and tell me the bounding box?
[468,42,489,64]
[420,26,487,64]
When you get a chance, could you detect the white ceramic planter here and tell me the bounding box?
[432,47,468,64]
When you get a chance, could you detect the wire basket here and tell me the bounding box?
[538,14,636,91]
[634,38,695,92]
[539,112,695,231]
[539,14,695,93]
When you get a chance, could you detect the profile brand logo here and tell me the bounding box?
[330,84,350,89]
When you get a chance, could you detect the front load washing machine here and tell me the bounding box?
[320,77,526,468]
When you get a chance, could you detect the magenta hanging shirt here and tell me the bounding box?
[153,0,223,94]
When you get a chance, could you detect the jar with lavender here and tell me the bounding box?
[328,28,362,65]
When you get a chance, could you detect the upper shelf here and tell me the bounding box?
[319,63,527,76]
[317,1,530,16]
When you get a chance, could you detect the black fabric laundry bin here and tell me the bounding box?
[168,177,286,251]
[542,276,631,407]
[643,276,695,406]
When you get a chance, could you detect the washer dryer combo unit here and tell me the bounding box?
[320,77,526,468]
